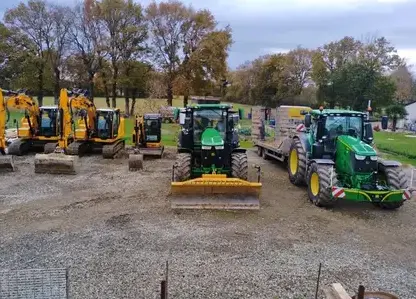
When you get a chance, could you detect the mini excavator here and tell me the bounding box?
[65,89,126,158]
[128,113,164,171]
[3,89,60,156]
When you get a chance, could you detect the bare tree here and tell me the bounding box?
[69,0,105,102]
[48,4,72,104]
[4,0,54,106]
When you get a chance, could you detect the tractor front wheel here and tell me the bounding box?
[173,153,192,182]
[378,167,408,210]
[307,163,337,207]
[288,138,307,186]
[231,152,248,180]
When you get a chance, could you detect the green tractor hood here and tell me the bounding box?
[201,128,224,147]
[338,135,376,156]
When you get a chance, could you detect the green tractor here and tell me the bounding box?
[288,108,411,209]
[170,103,261,210]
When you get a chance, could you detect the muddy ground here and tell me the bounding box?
[1,148,416,298]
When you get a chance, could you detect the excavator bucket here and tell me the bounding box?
[128,153,144,171]
[0,155,15,172]
[170,174,261,210]
[34,153,77,174]
[138,146,164,157]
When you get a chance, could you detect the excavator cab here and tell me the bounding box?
[128,113,164,171]
[143,114,162,144]
[38,107,58,137]
[95,109,120,140]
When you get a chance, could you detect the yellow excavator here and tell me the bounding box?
[3,90,60,156]
[65,90,126,158]
[128,113,164,171]
[0,89,15,171]
[34,89,76,174]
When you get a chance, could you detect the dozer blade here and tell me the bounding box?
[0,155,15,172]
[170,174,261,210]
[34,153,77,175]
[128,153,143,171]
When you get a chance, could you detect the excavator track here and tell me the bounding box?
[7,139,30,156]
[102,140,125,159]
[66,141,90,156]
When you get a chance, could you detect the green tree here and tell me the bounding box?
[385,104,408,131]
[98,0,148,108]
[146,0,232,106]
[390,65,413,104]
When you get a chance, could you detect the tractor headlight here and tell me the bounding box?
[355,154,366,160]
[202,146,211,150]
[215,146,224,150]
[370,156,378,161]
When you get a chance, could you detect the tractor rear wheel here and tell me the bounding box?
[173,153,192,182]
[231,152,248,180]
[307,163,338,207]
[288,138,307,186]
[378,167,407,209]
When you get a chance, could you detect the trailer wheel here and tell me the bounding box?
[257,146,262,157]
[378,167,407,209]
[231,152,248,180]
[307,163,337,207]
[261,148,268,160]
[288,138,307,186]
[174,153,192,182]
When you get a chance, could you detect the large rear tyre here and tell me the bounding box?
[173,153,192,182]
[288,138,307,186]
[307,163,337,207]
[231,152,248,180]
[378,167,407,209]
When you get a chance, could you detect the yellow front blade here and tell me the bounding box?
[170,174,261,210]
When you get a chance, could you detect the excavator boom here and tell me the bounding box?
[0,89,15,171]
[34,89,76,174]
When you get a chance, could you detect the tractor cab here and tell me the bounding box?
[38,106,59,137]
[95,108,121,140]
[304,109,374,161]
[143,113,162,144]
[178,104,239,172]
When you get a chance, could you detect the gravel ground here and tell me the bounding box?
[1,148,416,298]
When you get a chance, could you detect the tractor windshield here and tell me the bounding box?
[193,109,226,142]
[325,115,363,139]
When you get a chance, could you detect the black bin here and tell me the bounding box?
[381,116,388,130]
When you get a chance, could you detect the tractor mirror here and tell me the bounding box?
[304,114,311,128]
[363,122,374,144]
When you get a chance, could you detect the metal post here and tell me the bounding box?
[314,263,322,299]
[255,165,261,183]
[357,285,365,299]
[171,165,176,181]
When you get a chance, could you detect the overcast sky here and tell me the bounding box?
[1,0,415,69]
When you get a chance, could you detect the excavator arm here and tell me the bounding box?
[69,94,96,140]
[5,92,39,137]
[132,115,145,147]
[0,89,15,171]
[0,89,6,154]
